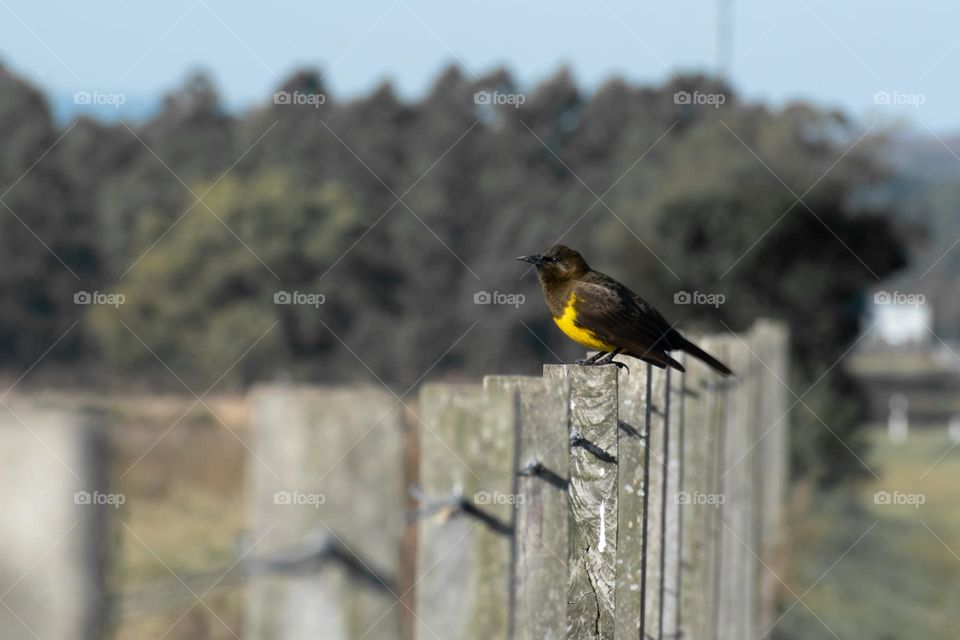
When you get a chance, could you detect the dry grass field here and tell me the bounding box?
[31,391,252,640]
[778,427,960,639]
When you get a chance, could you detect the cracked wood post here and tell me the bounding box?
[661,364,684,640]
[484,375,570,640]
[642,365,669,640]
[751,321,790,630]
[613,357,649,638]
[415,384,517,640]
[0,401,106,640]
[677,336,726,640]
[246,386,405,640]
[544,364,619,639]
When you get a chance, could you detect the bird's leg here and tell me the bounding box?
[575,351,608,366]
[597,348,629,372]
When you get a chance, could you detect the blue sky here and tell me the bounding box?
[1,0,957,131]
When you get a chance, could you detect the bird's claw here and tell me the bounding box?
[609,360,630,373]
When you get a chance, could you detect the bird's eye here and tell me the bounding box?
[551,256,561,263]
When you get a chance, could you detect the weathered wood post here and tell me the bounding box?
[677,336,727,640]
[714,335,756,640]
[751,321,790,629]
[661,364,685,640]
[246,386,405,640]
[642,365,669,640]
[484,375,570,640]
[545,364,619,639]
[0,400,107,640]
[705,337,732,640]
[742,334,764,640]
[613,359,649,638]
[241,321,791,639]
[414,384,517,640]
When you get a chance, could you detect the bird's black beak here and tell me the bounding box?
[517,254,546,267]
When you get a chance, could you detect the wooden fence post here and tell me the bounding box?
[0,400,107,640]
[750,321,790,630]
[661,365,685,640]
[714,335,756,640]
[704,337,731,640]
[246,385,405,640]
[677,336,727,640]
[484,375,570,640]
[414,384,517,640]
[642,365,669,640]
[743,335,764,640]
[545,364,619,639]
[613,359,649,639]
[240,322,790,640]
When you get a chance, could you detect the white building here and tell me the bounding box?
[870,291,931,346]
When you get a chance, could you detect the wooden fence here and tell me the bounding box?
[0,400,106,640]
[0,320,787,639]
[246,319,790,640]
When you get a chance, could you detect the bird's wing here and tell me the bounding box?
[571,273,678,355]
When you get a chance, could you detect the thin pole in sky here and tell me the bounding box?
[716,0,733,76]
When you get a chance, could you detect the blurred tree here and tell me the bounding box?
[93,72,236,277]
[89,171,362,387]
[590,94,905,485]
[0,66,911,484]
[53,117,136,280]
[0,67,96,364]
[141,70,236,177]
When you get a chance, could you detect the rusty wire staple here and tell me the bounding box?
[569,430,617,464]
[406,485,513,535]
[517,459,568,490]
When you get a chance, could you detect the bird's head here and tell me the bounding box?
[517,244,590,284]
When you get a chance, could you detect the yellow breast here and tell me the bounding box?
[552,292,617,352]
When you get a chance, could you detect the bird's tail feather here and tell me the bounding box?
[677,337,733,376]
[626,350,686,372]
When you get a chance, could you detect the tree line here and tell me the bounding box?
[0,62,907,485]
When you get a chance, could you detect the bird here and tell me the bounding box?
[518,244,732,375]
